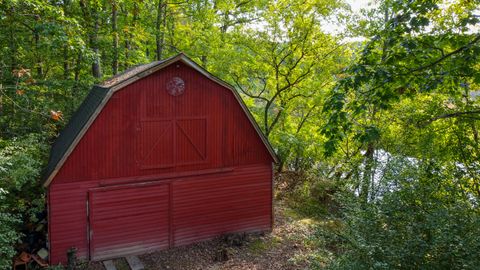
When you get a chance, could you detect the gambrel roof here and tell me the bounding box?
[43,53,278,187]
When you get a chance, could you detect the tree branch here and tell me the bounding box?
[420,110,480,125]
[409,34,480,73]
[232,74,269,102]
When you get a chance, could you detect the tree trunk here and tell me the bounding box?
[80,0,101,78]
[277,158,285,173]
[360,142,374,203]
[34,17,43,78]
[9,27,17,74]
[63,46,69,79]
[112,0,119,75]
[156,0,166,60]
[74,51,82,82]
[359,6,390,204]
[91,4,101,78]
[220,11,229,33]
[62,1,71,79]
[123,2,139,69]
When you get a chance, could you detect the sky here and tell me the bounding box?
[347,0,374,13]
[341,0,480,36]
[246,0,377,41]
[322,0,376,39]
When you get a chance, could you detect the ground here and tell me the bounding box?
[85,201,327,270]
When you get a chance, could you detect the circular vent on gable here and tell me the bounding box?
[166,77,185,96]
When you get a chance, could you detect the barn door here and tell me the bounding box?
[137,120,174,169]
[88,183,170,260]
[175,118,207,165]
[137,118,207,169]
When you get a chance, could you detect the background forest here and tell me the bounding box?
[1,0,480,269]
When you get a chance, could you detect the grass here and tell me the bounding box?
[248,235,282,254]
[114,258,130,270]
[274,175,343,269]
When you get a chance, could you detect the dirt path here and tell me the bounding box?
[87,201,320,270]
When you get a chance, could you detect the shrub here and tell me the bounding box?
[277,171,339,218]
[0,190,21,270]
[0,134,48,269]
[328,158,480,270]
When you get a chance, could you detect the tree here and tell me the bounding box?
[319,0,480,268]
[227,0,346,169]
[322,0,480,199]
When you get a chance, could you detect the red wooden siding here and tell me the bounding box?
[49,165,272,264]
[89,184,170,260]
[48,61,274,264]
[48,181,97,262]
[53,63,270,183]
[172,165,272,246]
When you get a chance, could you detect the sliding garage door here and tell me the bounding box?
[88,183,170,260]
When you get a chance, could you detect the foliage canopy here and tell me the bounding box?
[1,0,480,268]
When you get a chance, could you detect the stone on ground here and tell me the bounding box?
[102,260,117,270]
[126,255,144,270]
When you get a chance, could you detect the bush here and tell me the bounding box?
[0,134,48,269]
[277,171,339,218]
[0,190,21,270]
[0,134,48,220]
[328,158,480,270]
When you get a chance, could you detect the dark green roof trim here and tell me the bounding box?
[43,85,109,182]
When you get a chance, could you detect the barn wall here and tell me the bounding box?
[48,180,97,264]
[53,63,271,184]
[172,164,272,246]
[49,61,274,264]
[88,184,170,260]
[48,164,272,265]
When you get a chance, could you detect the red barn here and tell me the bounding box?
[43,53,277,264]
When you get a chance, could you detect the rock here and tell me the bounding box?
[126,255,144,270]
[35,223,44,232]
[214,248,231,262]
[37,248,48,260]
[102,260,117,270]
[224,232,247,247]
